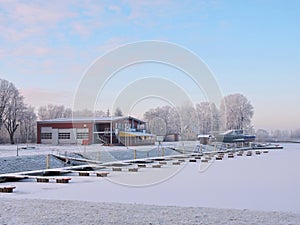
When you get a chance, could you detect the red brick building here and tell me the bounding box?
[37,116,155,146]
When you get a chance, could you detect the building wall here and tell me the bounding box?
[37,117,151,146]
[37,122,93,145]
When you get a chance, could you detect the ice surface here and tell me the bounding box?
[1,143,300,213]
[1,143,300,224]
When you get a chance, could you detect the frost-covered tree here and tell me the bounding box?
[220,94,254,130]
[255,129,270,141]
[211,103,222,132]
[177,103,197,130]
[291,129,300,139]
[168,107,181,134]
[270,129,289,141]
[38,104,72,120]
[196,102,221,134]
[144,105,180,135]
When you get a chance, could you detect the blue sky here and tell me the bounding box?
[0,0,299,130]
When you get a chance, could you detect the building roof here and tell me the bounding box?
[37,116,146,124]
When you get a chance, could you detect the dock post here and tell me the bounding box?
[162,147,165,157]
[46,154,50,169]
[134,149,136,160]
[97,151,100,161]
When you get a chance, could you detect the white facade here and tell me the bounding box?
[40,127,89,145]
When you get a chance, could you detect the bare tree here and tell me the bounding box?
[211,103,221,132]
[270,129,289,141]
[177,103,198,140]
[72,109,106,118]
[220,94,254,130]
[196,102,212,134]
[291,129,300,139]
[168,107,180,134]
[255,129,270,142]
[63,108,72,118]
[3,87,24,144]
[196,102,221,134]
[221,94,254,129]
[144,105,179,136]
[0,79,39,144]
[114,107,123,117]
[38,104,72,120]
[0,79,17,129]
[106,108,110,117]
[143,93,254,139]
[19,106,37,143]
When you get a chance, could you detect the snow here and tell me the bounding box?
[1,199,299,225]
[1,143,300,224]
[0,143,183,158]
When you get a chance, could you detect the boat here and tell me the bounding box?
[214,129,256,143]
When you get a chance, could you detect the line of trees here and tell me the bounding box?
[143,93,255,139]
[37,105,123,120]
[256,129,300,142]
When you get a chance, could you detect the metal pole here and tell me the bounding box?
[16,134,19,156]
[110,118,113,145]
[46,154,50,169]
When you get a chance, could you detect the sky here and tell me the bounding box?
[0,0,299,130]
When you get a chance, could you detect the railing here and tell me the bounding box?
[97,135,109,145]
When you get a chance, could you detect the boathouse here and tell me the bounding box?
[37,116,155,146]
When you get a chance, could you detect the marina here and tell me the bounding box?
[1,143,299,213]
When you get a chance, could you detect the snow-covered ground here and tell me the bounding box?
[0,141,194,158]
[1,143,300,224]
[1,199,299,225]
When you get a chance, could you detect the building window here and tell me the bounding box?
[76,132,89,139]
[58,133,70,139]
[41,133,52,139]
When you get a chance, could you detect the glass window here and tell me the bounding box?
[41,133,52,139]
[58,133,70,139]
[76,132,89,139]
